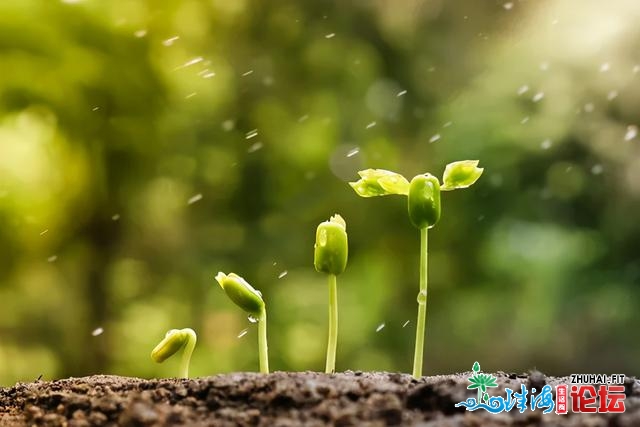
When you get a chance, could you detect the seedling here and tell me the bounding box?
[314,214,348,374]
[150,328,197,378]
[215,272,269,373]
[349,161,483,378]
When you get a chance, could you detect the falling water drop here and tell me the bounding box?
[402,320,410,328]
[248,315,258,324]
[625,125,638,141]
[376,323,386,332]
[237,328,249,338]
[417,290,427,305]
[278,270,288,279]
[92,327,104,337]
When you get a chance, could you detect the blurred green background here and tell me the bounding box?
[1,0,639,385]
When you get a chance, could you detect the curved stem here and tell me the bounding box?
[179,328,197,379]
[412,227,428,378]
[325,274,338,373]
[258,311,269,374]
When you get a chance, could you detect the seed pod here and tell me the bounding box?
[408,174,441,229]
[151,328,196,363]
[215,272,265,317]
[314,214,348,275]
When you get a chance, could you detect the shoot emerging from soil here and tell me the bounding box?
[151,328,197,378]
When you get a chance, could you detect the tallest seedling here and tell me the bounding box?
[349,161,483,378]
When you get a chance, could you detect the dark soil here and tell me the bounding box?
[0,371,638,426]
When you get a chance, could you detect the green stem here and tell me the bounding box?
[258,311,269,374]
[325,274,338,373]
[478,388,482,403]
[412,227,428,378]
[178,329,197,379]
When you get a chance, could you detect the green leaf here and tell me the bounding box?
[441,160,483,191]
[473,361,480,373]
[467,384,481,390]
[349,169,410,197]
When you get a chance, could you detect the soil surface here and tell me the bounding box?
[0,371,638,426]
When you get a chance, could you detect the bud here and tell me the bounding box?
[215,272,265,317]
[151,328,196,363]
[441,160,483,191]
[408,174,441,229]
[314,214,348,275]
[349,169,410,197]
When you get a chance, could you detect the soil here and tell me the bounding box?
[0,371,638,426]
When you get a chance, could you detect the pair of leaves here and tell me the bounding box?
[349,160,483,198]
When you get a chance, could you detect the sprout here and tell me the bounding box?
[151,328,197,378]
[314,214,348,373]
[349,161,483,378]
[215,272,269,373]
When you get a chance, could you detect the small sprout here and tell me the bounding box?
[349,169,410,197]
[314,214,349,374]
[151,328,197,378]
[215,272,269,373]
[349,161,483,378]
[441,160,484,191]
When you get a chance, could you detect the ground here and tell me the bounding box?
[0,371,638,426]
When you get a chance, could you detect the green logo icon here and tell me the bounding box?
[466,361,499,404]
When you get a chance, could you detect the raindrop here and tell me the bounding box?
[162,36,180,47]
[91,327,104,337]
[397,90,407,97]
[539,62,550,71]
[443,121,453,128]
[541,139,553,150]
[325,33,336,39]
[624,125,638,141]
[520,116,530,124]
[503,2,513,10]
[599,63,610,73]
[517,85,529,96]
[298,114,309,123]
[375,323,386,332]
[185,92,197,99]
[181,57,203,68]
[532,92,545,102]
[248,315,258,324]
[222,120,235,132]
[429,134,441,143]
[278,270,288,279]
[134,29,147,38]
[48,255,58,263]
[402,320,410,328]
[112,214,120,221]
[346,147,360,158]
[607,90,618,101]
[591,164,604,175]
[366,121,377,129]
[246,129,259,139]
[417,290,427,304]
[92,106,100,111]
[188,194,203,205]
[248,142,263,153]
[202,72,216,79]
[40,229,49,236]
[242,70,254,77]
[237,328,249,338]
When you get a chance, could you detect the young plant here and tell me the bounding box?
[215,272,269,373]
[349,161,483,378]
[314,214,348,374]
[150,328,197,378]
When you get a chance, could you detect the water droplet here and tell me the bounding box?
[625,125,638,141]
[397,90,407,97]
[517,85,529,96]
[402,320,410,328]
[248,142,263,153]
[607,90,618,101]
[246,129,259,139]
[188,194,203,205]
[366,121,377,129]
[417,290,427,305]
[40,229,49,236]
[325,33,336,39]
[599,62,610,73]
[112,214,120,221]
[47,255,58,263]
[318,229,327,247]
[503,2,513,10]
[248,315,258,323]
[429,134,441,143]
[185,92,197,99]
[591,164,604,175]
[92,106,100,111]
[278,270,288,279]
[541,139,553,150]
[520,116,530,124]
[181,57,203,69]
[222,120,235,132]
[375,323,386,332]
[532,92,545,103]
[242,70,254,77]
[298,114,309,123]
[583,103,594,113]
[134,29,147,38]
[346,147,360,158]
[237,328,249,338]
[162,36,180,47]
[202,71,216,79]
[443,121,453,128]
[539,62,550,71]
[91,327,104,337]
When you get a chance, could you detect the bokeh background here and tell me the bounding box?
[1,0,639,385]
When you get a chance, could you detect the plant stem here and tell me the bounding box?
[258,311,269,374]
[179,329,197,379]
[325,274,338,373]
[412,227,428,378]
